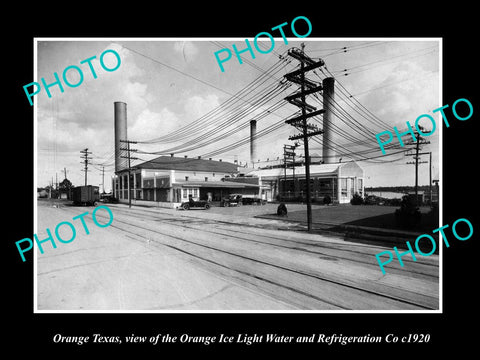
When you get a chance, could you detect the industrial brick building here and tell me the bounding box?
[112,155,260,208]
[112,97,365,207]
[247,161,364,204]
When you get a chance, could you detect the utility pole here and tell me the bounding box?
[80,148,92,186]
[283,43,325,232]
[100,166,105,194]
[120,140,138,208]
[429,151,432,204]
[283,144,297,199]
[405,127,430,205]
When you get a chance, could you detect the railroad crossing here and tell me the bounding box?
[36,201,439,311]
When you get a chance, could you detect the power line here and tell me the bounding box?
[80,148,92,186]
[349,70,438,97]
[118,44,237,98]
[329,45,438,76]
[137,57,293,144]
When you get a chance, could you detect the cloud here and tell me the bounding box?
[129,108,180,142]
[37,113,111,153]
[183,93,220,120]
[358,60,439,128]
[36,41,157,187]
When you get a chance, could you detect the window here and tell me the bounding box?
[318,178,332,197]
[213,173,215,177]
[135,173,141,188]
[144,189,154,201]
[182,189,187,199]
[205,177,208,182]
[341,178,347,197]
[185,176,189,181]
[143,179,154,188]
[193,188,198,197]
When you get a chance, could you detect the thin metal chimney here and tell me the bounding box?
[250,120,257,167]
[114,102,128,173]
[322,77,336,164]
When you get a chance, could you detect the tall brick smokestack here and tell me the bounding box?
[114,101,128,173]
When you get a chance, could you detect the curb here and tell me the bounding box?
[255,214,438,251]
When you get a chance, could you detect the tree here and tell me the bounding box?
[395,194,422,227]
[59,178,73,192]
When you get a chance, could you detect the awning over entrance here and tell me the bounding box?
[175,180,260,188]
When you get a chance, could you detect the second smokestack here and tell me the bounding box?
[322,77,336,164]
[250,120,257,167]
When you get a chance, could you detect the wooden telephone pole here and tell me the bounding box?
[283,44,325,231]
[405,126,430,205]
[120,140,138,208]
[283,144,297,198]
[80,148,92,186]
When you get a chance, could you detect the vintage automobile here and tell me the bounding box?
[220,194,266,207]
[221,194,242,207]
[178,199,211,210]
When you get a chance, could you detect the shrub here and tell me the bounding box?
[277,203,288,216]
[350,192,364,205]
[323,195,332,205]
[395,195,422,227]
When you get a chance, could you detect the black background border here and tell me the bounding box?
[6,4,477,355]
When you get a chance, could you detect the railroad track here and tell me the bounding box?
[105,205,438,278]
[57,204,439,310]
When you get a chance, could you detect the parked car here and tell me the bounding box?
[242,196,267,205]
[100,193,118,203]
[220,194,243,207]
[178,199,211,210]
[364,194,385,205]
[220,194,266,207]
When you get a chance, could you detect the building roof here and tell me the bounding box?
[246,161,364,178]
[176,180,259,188]
[247,163,342,178]
[133,156,239,173]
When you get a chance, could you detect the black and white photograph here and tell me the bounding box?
[6,6,478,355]
[33,38,441,312]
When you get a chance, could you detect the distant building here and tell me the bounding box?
[366,191,407,200]
[247,161,365,204]
[112,156,260,208]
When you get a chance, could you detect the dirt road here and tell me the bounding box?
[35,202,439,311]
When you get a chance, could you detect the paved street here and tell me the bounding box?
[36,201,439,311]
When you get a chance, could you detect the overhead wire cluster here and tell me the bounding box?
[91,41,438,168]
[126,47,299,163]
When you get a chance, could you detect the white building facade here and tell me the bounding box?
[112,156,260,208]
[248,161,365,204]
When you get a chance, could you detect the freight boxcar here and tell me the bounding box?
[72,185,100,206]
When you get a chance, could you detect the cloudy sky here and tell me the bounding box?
[35,38,440,191]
